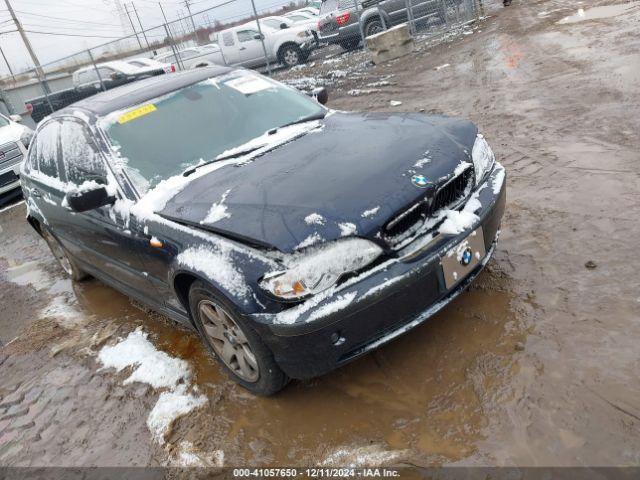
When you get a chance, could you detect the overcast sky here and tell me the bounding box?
[0,0,296,75]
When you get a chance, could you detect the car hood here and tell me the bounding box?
[0,122,27,145]
[159,111,477,253]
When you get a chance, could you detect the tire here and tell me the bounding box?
[41,228,88,281]
[339,39,360,51]
[278,43,303,67]
[364,17,384,38]
[188,280,289,395]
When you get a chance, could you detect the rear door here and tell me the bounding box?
[24,120,68,228]
[56,117,158,299]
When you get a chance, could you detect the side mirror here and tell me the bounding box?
[312,87,329,105]
[110,72,125,81]
[10,114,22,123]
[280,22,289,29]
[253,33,264,40]
[64,184,115,213]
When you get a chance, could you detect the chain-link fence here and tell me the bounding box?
[0,0,482,127]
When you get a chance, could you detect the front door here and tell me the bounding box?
[56,117,159,301]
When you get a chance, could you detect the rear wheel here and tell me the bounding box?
[42,229,87,281]
[188,281,289,395]
[278,43,303,67]
[364,17,384,38]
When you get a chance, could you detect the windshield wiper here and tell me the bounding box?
[181,112,326,177]
[182,145,265,177]
[270,111,327,133]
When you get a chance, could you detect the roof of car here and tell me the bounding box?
[57,66,233,119]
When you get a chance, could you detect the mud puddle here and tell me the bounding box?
[557,1,639,24]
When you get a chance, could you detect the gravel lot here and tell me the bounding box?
[1,0,639,467]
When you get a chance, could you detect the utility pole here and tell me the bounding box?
[124,3,143,49]
[159,2,184,70]
[131,2,151,49]
[249,0,271,75]
[184,0,198,40]
[3,0,50,93]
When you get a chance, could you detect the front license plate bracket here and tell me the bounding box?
[441,226,486,290]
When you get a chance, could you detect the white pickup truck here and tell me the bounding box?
[211,19,316,68]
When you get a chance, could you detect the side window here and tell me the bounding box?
[59,120,107,186]
[78,70,97,85]
[237,30,259,42]
[35,121,61,178]
[222,31,235,46]
[24,140,38,174]
[98,67,115,80]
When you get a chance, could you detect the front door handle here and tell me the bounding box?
[31,188,42,198]
[239,47,246,50]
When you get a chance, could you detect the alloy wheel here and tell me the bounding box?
[283,49,299,66]
[198,300,260,382]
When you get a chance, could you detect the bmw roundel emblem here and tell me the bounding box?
[460,247,473,266]
[411,174,428,188]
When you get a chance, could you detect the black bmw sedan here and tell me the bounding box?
[21,67,505,395]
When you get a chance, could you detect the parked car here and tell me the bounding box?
[0,113,33,197]
[217,20,316,67]
[26,60,167,124]
[124,57,176,74]
[318,0,446,50]
[21,67,505,395]
[154,46,225,69]
[295,7,320,15]
[284,10,318,24]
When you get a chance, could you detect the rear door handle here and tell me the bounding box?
[239,47,246,50]
[31,188,41,198]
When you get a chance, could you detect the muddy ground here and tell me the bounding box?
[1,0,639,468]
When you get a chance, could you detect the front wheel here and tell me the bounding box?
[42,229,87,281]
[278,44,303,67]
[188,281,289,395]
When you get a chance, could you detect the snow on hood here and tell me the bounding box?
[159,112,478,253]
[0,121,27,145]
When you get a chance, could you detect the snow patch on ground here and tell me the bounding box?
[97,328,207,448]
[304,213,325,226]
[321,445,409,467]
[168,442,225,467]
[347,88,381,96]
[147,385,207,442]
[177,245,249,299]
[202,188,232,224]
[98,328,191,390]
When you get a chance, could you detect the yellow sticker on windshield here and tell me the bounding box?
[118,104,157,124]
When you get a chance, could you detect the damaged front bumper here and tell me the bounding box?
[249,165,507,379]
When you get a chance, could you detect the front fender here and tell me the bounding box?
[360,8,391,28]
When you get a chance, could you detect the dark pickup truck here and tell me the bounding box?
[318,0,463,50]
[27,60,166,124]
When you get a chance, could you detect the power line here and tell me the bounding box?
[23,29,125,38]
[14,10,123,26]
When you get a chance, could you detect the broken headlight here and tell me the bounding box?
[471,133,495,185]
[260,238,383,300]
